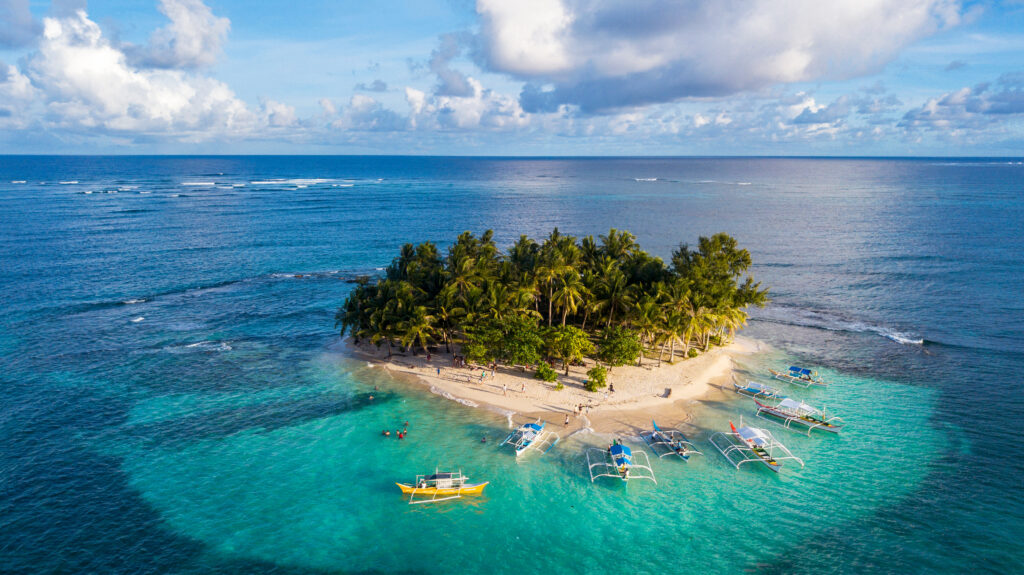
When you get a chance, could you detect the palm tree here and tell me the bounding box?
[552,271,591,326]
[630,295,663,364]
[594,265,634,328]
[600,228,639,261]
[400,306,437,355]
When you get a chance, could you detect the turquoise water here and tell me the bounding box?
[1,157,1021,573]
[118,353,942,574]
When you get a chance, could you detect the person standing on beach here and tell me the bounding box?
[564,414,570,426]
[502,383,507,397]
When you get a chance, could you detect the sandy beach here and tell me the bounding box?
[347,336,762,434]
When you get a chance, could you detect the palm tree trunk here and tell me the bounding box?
[669,338,676,362]
[658,341,666,367]
[547,287,554,327]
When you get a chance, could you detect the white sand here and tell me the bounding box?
[347,336,761,434]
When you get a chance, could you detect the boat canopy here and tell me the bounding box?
[737,426,768,447]
[789,366,812,375]
[778,398,817,414]
[610,444,631,458]
[424,473,455,481]
[525,423,543,432]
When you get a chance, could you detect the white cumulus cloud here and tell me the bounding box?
[25,9,256,138]
[476,0,964,113]
[134,0,230,68]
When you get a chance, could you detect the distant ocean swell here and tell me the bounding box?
[55,269,380,315]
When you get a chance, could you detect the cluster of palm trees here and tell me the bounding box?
[335,228,767,364]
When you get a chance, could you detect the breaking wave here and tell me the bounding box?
[164,340,233,353]
[752,305,924,345]
[429,385,478,408]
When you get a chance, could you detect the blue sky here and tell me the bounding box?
[1,0,1022,155]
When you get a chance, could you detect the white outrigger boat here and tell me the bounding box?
[709,421,804,473]
[500,420,560,457]
[586,439,656,484]
[395,469,488,504]
[641,421,702,461]
[770,366,827,387]
[754,397,844,435]
[733,379,787,400]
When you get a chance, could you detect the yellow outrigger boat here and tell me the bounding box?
[396,470,488,504]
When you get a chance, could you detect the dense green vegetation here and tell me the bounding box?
[336,228,767,380]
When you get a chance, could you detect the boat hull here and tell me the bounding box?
[769,370,827,387]
[754,400,844,434]
[395,482,489,496]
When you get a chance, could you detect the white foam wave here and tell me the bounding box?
[634,178,657,182]
[131,316,145,323]
[181,181,216,186]
[250,178,333,186]
[332,184,354,187]
[184,341,232,352]
[737,182,752,185]
[754,305,923,345]
[878,329,924,345]
[122,298,147,304]
[138,191,151,194]
[11,180,26,184]
[429,385,479,407]
[59,180,79,184]
[83,190,93,194]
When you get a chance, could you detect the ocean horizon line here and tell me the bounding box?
[0,154,1022,161]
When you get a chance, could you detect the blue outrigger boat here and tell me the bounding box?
[500,420,559,457]
[770,366,827,387]
[733,379,787,400]
[586,439,656,483]
[641,421,702,461]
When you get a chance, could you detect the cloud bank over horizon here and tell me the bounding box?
[0,0,1022,154]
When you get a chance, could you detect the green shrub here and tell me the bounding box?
[584,365,607,392]
[687,348,699,358]
[535,362,558,382]
[709,335,722,346]
[554,381,564,391]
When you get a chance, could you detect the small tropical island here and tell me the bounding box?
[336,228,768,431]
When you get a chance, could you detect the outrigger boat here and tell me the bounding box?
[586,439,656,484]
[733,379,786,400]
[709,420,804,473]
[754,397,844,435]
[395,469,488,504]
[641,420,702,460]
[500,420,560,457]
[770,366,827,387]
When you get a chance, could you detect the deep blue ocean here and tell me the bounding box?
[1,156,1021,574]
